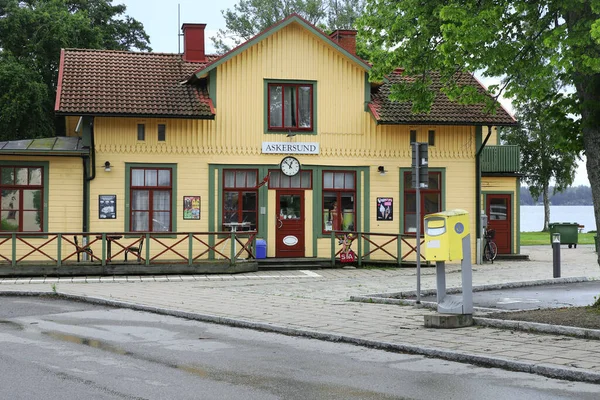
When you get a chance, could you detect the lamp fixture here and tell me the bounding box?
[104,161,111,172]
[377,166,387,175]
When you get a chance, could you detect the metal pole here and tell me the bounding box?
[552,233,561,278]
[415,143,421,303]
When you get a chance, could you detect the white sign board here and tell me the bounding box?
[262,142,320,154]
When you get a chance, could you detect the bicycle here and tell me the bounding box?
[483,228,498,263]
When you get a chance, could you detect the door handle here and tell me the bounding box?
[277,216,283,229]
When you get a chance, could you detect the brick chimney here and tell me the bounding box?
[329,29,357,56]
[182,23,206,62]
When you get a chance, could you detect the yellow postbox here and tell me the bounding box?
[424,209,470,261]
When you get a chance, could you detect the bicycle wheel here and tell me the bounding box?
[489,241,498,261]
[484,243,493,261]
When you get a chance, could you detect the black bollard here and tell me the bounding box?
[552,233,561,278]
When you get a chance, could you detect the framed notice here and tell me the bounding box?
[99,195,117,219]
[183,196,201,220]
[376,197,393,221]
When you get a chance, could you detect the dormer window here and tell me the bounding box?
[268,83,313,131]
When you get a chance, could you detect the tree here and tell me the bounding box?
[358,1,600,264]
[0,0,151,141]
[211,0,365,53]
[502,92,581,231]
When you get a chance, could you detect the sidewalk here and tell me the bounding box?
[1,245,600,383]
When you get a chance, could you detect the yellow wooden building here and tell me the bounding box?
[0,14,519,269]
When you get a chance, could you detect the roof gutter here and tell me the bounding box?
[81,117,96,235]
[475,125,493,253]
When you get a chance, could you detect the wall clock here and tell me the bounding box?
[280,156,301,176]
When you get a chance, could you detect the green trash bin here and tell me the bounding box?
[549,222,579,248]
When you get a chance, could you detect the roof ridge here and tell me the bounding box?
[62,48,219,59]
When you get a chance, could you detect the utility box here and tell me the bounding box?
[256,239,267,259]
[549,223,578,248]
[425,209,470,261]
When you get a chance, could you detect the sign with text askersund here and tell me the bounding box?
[262,142,320,154]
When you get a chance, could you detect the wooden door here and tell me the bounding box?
[486,194,511,254]
[275,190,305,257]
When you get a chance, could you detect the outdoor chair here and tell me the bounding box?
[125,236,144,262]
[74,236,93,262]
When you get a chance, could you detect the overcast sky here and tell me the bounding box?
[118,0,589,186]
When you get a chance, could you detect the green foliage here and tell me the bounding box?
[0,0,150,141]
[212,0,365,53]
[520,232,595,246]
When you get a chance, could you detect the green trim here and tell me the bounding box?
[209,69,217,107]
[516,179,521,254]
[264,79,318,135]
[364,73,370,112]
[312,166,322,257]
[482,191,515,254]
[361,168,370,257]
[475,125,483,238]
[0,160,49,233]
[194,15,370,79]
[124,163,178,234]
[398,167,446,235]
[208,165,216,257]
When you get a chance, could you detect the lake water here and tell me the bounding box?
[520,206,596,232]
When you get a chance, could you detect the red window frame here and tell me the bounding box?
[268,83,313,131]
[322,171,356,234]
[0,166,44,232]
[129,167,172,232]
[403,171,442,234]
[222,169,259,231]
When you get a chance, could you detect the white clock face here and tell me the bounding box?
[280,156,301,176]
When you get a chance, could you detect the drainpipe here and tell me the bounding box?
[81,117,96,233]
[475,125,493,261]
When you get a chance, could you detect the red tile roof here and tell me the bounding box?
[55,49,218,118]
[370,71,517,126]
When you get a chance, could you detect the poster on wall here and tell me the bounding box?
[376,197,393,221]
[99,195,116,219]
[183,196,201,220]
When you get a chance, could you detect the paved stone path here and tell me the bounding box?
[1,245,600,383]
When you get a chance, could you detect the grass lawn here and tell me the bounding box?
[521,231,596,246]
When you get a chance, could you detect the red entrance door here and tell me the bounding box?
[486,194,511,254]
[276,190,304,258]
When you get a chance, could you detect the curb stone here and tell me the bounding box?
[2,290,600,384]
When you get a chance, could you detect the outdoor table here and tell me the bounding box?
[96,235,123,262]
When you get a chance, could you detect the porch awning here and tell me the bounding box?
[0,137,88,156]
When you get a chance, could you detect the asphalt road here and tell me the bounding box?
[1,295,598,399]
[420,281,600,310]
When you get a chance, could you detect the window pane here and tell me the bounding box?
[2,190,19,212]
[145,170,157,186]
[132,190,149,210]
[284,86,297,127]
[405,214,417,233]
[224,192,239,224]
[405,193,416,212]
[340,193,355,231]
[1,211,19,231]
[323,172,334,189]
[323,192,337,231]
[279,195,300,219]
[1,168,13,185]
[23,190,41,209]
[153,191,170,211]
[334,173,345,189]
[132,169,144,186]
[242,192,256,212]
[281,175,290,188]
[132,211,148,231]
[242,212,257,230]
[29,168,42,185]
[290,173,301,188]
[298,86,311,128]
[235,171,246,188]
[490,199,507,220]
[404,172,412,188]
[345,173,354,189]
[428,173,439,190]
[22,211,41,231]
[158,170,170,186]
[152,212,170,231]
[247,171,257,188]
[224,171,235,188]
[16,168,28,185]
[137,124,145,141]
[424,193,439,213]
[301,171,311,188]
[158,124,166,141]
[269,85,282,127]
